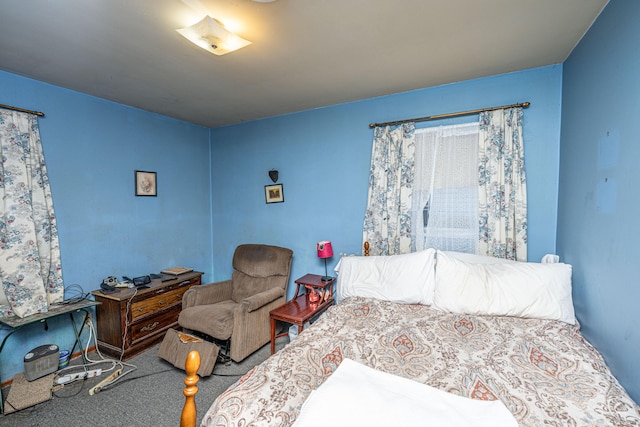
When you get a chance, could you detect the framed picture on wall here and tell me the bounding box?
[265,183,284,204]
[135,170,157,196]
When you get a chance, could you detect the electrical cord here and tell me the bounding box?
[52,307,138,395]
[78,288,141,393]
[50,283,92,306]
[121,288,138,362]
[101,368,175,385]
[51,378,86,399]
[82,313,138,390]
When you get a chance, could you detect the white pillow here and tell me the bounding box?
[433,251,575,324]
[336,249,436,305]
[438,250,519,264]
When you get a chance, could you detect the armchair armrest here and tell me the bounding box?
[240,287,285,312]
[182,280,233,309]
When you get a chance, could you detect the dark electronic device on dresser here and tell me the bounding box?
[123,275,151,289]
[132,275,151,288]
[100,276,118,294]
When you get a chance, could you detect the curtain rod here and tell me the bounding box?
[368,101,530,129]
[0,103,45,117]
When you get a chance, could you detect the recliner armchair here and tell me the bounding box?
[178,244,293,362]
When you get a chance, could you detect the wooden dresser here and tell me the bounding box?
[91,271,203,359]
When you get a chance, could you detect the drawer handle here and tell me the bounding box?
[158,300,164,305]
[141,321,159,332]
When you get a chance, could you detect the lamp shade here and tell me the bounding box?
[317,241,333,259]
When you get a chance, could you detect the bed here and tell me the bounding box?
[188,248,640,426]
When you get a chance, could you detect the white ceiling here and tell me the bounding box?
[0,0,608,128]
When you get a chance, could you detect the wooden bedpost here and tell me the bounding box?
[181,350,201,427]
[364,241,370,256]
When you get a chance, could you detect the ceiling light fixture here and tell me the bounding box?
[177,15,251,56]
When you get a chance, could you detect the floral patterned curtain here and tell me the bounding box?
[478,108,527,260]
[0,110,64,318]
[362,123,415,255]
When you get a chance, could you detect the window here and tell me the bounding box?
[411,122,479,253]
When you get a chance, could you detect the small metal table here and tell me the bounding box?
[0,299,99,413]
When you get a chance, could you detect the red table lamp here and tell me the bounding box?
[316,241,334,282]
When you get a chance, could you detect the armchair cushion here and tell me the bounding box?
[182,280,232,310]
[241,287,285,312]
[232,244,293,277]
[178,300,237,340]
[231,244,292,302]
[232,272,288,303]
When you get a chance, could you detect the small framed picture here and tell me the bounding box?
[265,183,284,204]
[135,170,157,196]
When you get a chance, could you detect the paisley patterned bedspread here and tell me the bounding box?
[202,297,640,427]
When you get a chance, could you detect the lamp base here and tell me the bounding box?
[320,257,333,282]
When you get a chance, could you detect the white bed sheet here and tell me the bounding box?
[292,358,518,427]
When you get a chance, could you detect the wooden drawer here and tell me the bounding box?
[131,286,189,321]
[130,306,180,344]
[91,271,203,360]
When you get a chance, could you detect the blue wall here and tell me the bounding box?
[210,65,564,298]
[0,71,211,383]
[4,6,639,405]
[0,64,567,387]
[558,0,640,402]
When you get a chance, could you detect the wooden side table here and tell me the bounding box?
[293,273,335,301]
[269,274,336,354]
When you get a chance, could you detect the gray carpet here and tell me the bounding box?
[0,336,287,427]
